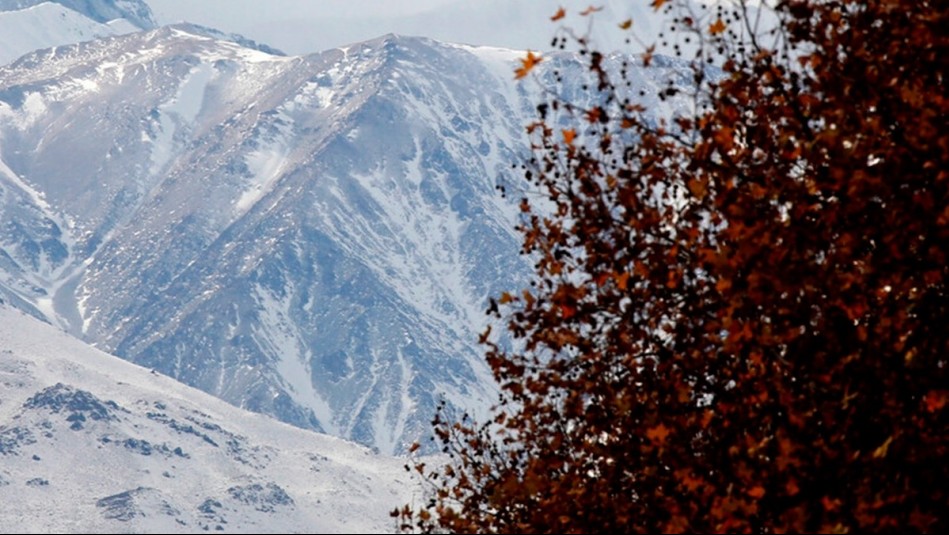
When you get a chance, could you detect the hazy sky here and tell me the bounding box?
[147,0,664,55]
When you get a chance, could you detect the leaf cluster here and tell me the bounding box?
[399,1,948,532]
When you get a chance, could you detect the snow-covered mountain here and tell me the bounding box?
[0,304,416,533]
[0,24,688,454]
[0,0,156,29]
[0,2,141,65]
[0,26,533,455]
[0,1,282,67]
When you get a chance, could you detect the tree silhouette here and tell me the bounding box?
[397,1,948,532]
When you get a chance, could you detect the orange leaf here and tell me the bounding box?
[515,50,543,79]
[709,18,727,35]
[618,18,633,30]
[651,0,668,10]
[747,486,766,499]
[580,5,603,16]
[499,291,515,304]
[550,7,566,21]
[560,303,577,319]
[872,436,894,459]
[677,470,703,492]
[687,177,708,200]
[561,128,576,145]
[646,423,670,444]
[614,271,630,290]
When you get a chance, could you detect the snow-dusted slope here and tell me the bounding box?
[0,304,415,533]
[0,0,155,29]
[0,2,138,65]
[0,25,690,454]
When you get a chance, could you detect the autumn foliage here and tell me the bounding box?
[398,1,948,532]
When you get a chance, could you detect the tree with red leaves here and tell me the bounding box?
[398,1,948,532]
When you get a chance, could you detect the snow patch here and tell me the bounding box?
[234,113,293,213]
[164,62,213,125]
[252,285,337,434]
[145,63,213,175]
